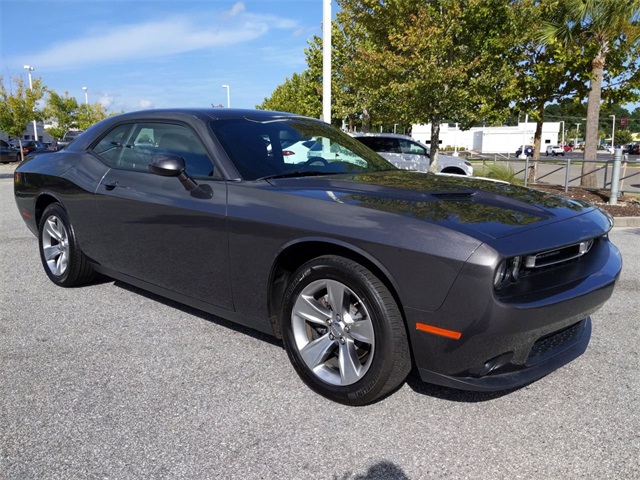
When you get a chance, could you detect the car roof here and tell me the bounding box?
[109,108,304,123]
[351,132,414,141]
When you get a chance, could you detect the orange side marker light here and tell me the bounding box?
[416,323,462,340]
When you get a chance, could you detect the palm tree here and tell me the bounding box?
[540,0,640,187]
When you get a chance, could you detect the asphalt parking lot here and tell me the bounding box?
[1,162,638,479]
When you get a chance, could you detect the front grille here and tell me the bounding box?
[524,239,595,269]
[527,322,583,364]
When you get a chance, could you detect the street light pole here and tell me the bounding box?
[559,121,565,148]
[609,114,616,153]
[575,123,580,150]
[82,86,88,105]
[453,122,459,157]
[519,114,528,159]
[221,85,230,108]
[23,65,39,142]
[322,0,331,124]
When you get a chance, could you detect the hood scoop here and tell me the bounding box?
[430,190,476,200]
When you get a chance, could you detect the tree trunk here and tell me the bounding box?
[362,107,371,133]
[429,118,441,173]
[528,118,544,183]
[581,51,605,187]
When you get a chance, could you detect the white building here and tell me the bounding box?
[412,122,563,154]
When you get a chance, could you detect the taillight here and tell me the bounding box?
[282,150,294,156]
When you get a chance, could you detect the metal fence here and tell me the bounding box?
[478,155,640,194]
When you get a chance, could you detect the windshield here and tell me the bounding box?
[209,117,396,180]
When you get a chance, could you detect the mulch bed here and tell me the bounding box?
[530,184,640,217]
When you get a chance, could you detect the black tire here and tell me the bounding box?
[441,168,465,175]
[38,203,94,287]
[281,255,411,405]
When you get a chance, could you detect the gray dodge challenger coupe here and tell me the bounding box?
[14,109,622,405]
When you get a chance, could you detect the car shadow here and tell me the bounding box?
[404,369,522,403]
[112,280,282,348]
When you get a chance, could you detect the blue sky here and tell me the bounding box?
[0,0,326,113]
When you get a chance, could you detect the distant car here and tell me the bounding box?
[515,145,534,157]
[9,140,48,160]
[352,133,473,175]
[623,144,639,155]
[545,146,565,156]
[14,108,622,405]
[563,145,573,152]
[0,140,19,163]
[280,139,316,164]
[56,130,84,150]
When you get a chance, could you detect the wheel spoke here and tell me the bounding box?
[43,245,61,261]
[295,294,331,325]
[338,340,362,384]
[59,252,68,273]
[45,218,62,242]
[326,280,346,313]
[299,334,335,370]
[348,318,375,344]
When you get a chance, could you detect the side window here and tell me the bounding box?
[156,125,216,177]
[92,123,217,177]
[399,139,426,155]
[93,124,135,168]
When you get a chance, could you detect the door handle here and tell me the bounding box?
[103,180,118,191]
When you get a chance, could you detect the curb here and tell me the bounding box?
[613,217,640,228]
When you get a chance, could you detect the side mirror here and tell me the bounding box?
[149,153,199,192]
[149,153,186,177]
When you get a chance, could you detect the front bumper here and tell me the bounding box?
[405,235,621,392]
[417,317,591,391]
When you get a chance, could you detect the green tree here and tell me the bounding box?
[304,22,378,131]
[540,0,640,186]
[511,1,588,182]
[336,0,524,170]
[43,90,79,140]
[257,71,321,118]
[616,129,634,144]
[0,75,45,160]
[76,102,108,130]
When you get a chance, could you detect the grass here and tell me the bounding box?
[475,163,524,185]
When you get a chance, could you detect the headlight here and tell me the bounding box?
[494,256,523,290]
[494,262,507,288]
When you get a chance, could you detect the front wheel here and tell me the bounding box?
[282,255,411,405]
[38,203,94,287]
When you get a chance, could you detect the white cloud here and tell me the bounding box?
[229,2,246,16]
[99,95,115,108]
[139,99,154,109]
[18,10,297,70]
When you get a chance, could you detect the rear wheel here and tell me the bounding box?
[282,255,411,405]
[38,203,94,287]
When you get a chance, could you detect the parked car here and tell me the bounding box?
[352,133,473,175]
[0,140,19,163]
[623,144,639,155]
[56,130,84,150]
[9,140,48,161]
[545,145,565,156]
[280,139,317,164]
[515,145,534,156]
[14,108,621,405]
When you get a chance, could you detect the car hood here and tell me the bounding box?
[267,170,601,240]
